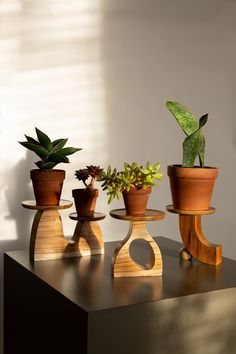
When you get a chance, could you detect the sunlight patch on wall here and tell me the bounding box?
[0,0,107,240]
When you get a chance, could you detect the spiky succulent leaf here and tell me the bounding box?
[46,153,69,164]
[183,130,205,167]
[57,147,82,156]
[19,142,49,161]
[166,101,199,136]
[25,135,40,145]
[51,139,68,153]
[52,138,68,148]
[35,128,53,151]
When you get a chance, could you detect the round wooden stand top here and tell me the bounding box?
[166,205,216,215]
[109,209,165,221]
[69,212,106,222]
[21,199,73,210]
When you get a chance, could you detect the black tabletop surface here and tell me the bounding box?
[5,237,236,313]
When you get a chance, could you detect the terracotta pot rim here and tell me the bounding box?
[31,169,65,173]
[168,164,218,170]
[168,165,218,179]
[72,188,98,192]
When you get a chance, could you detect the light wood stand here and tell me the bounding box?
[22,199,102,261]
[110,209,165,278]
[166,205,222,265]
[69,212,105,256]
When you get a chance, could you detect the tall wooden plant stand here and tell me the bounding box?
[110,209,165,278]
[166,205,222,265]
[69,212,106,256]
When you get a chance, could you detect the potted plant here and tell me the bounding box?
[100,161,164,216]
[166,101,218,210]
[73,165,103,216]
[19,127,81,206]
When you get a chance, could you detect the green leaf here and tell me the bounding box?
[183,130,205,167]
[199,114,208,129]
[19,141,49,161]
[166,101,199,136]
[52,138,67,148]
[51,139,68,153]
[57,147,82,156]
[47,153,69,164]
[153,162,160,170]
[25,135,40,145]
[35,127,53,151]
[40,161,57,170]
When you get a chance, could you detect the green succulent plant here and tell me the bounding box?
[100,161,164,204]
[166,101,208,167]
[19,127,82,170]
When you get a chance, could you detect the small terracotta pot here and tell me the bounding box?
[122,187,152,216]
[72,188,98,216]
[30,169,65,206]
[167,165,218,211]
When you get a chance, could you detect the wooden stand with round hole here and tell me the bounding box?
[21,200,86,261]
[166,205,222,265]
[69,212,106,256]
[109,209,165,278]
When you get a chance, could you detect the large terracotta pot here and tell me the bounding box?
[72,188,98,216]
[122,187,152,216]
[30,169,65,206]
[167,165,218,211]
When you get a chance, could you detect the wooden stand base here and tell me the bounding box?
[22,200,105,261]
[110,209,165,278]
[166,205,222,265]
[69,212,105,256]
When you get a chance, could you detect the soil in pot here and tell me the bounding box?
[30,169,65,206]
[167,165,218,211]
[122,187,152,216]
[72,188,98,217]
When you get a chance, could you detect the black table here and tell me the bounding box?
[4,237,236,354]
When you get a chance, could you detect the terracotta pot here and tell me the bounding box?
[72,188,98,216]
[122,187,152,216]
[167,165,218,211]
[30,169,65,206]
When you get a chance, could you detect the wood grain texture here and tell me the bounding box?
[30,209,69,261]
[22,199,73,210]
[112,220,163,278]
[179,214,222,265]
[166,205,215,215]
[68,220,104,256]
[110,208,165,221]
[24,200,105,261]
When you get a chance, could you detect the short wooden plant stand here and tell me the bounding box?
[22,200,105,261]
[166,205,222,265]
[110,209,165,278]
[69,212,106,256]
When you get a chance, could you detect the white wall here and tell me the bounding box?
[1,1,236,353]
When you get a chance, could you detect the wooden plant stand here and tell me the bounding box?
[110,209,165,278]
[22,199,102,261]
[69,212,106,256]
[166,205,222,265]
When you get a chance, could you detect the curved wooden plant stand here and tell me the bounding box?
[166,205,222,265]
[110,209,165,278]
[69,212,105,256]
[22,200,75,261]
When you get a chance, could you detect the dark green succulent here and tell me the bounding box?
[19,127,82,170]
[100,162,164,204]
[166,101,208,167]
